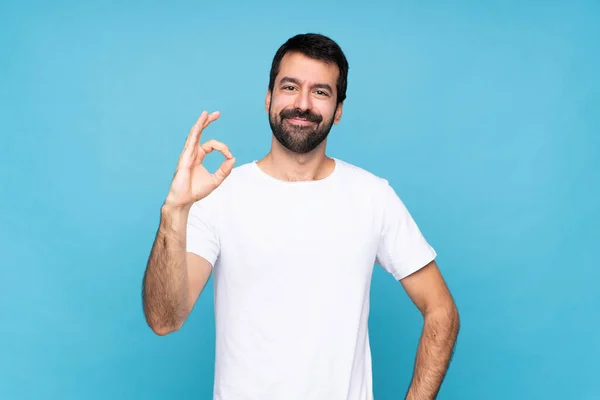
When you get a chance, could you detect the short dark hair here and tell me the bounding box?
[268,33,349,105]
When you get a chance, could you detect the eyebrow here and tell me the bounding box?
[279,76,333,93]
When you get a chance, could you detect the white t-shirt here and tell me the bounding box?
[186,158,437,400]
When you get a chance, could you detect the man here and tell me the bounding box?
[142,33,460,400]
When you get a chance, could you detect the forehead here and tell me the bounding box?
[276,52,339,86]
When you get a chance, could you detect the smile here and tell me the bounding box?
[286,117,316,126]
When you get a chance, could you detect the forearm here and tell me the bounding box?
[405,307,460,400]
[142,205,191,335]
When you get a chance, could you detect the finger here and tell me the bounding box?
[202,111,220,129]
[182,111,209,156]
[212,157,236,187]
[201,139,233,159]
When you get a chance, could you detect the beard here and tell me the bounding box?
[269,103,336,154]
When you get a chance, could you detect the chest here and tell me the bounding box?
[216,187,381,281]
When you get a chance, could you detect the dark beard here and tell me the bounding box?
[269,104,336,154]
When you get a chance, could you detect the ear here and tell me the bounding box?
[333,102,344,124]
[265,90,271,114]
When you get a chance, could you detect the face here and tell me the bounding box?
[266,52,343,154]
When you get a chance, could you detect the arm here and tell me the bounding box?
[141,110,235,336]
[401,260,460,400]
[142,205,212,336]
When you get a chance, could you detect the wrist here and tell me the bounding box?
[162,201,192,216]
[160,202,192,229]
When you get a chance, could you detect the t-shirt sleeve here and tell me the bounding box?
[186,198,220,267]
[375,181,437,280]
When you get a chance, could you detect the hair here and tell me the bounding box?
[268,33,349,105]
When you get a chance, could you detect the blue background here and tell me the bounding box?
[1,0,598,399]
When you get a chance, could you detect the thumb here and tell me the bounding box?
[212,157,236,187]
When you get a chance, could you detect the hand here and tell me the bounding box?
[164,111,235,210]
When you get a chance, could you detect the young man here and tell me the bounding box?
[142,33,460,400]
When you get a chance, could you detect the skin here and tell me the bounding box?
[142,111,234,336]
[142,51,459,399]
[258,51,343,182]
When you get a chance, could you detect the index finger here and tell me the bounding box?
[201,139,233,159]
[192,111,220,147]
[203,111,220,129]
[182,111,209,156]
[182,110,220,157]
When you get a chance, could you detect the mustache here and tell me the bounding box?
[280,108,322,123]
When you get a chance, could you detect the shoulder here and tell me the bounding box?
[334,158,393,194]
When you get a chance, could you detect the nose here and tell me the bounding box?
[293,88,312,111]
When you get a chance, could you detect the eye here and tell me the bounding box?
[315,90,329,97]
[283,85,296,91]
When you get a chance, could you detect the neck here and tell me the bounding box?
[256,137,335,182]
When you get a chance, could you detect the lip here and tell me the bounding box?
[286,117,316,126]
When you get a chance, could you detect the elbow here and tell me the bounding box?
[150,325,177,336]
[141,295,187,336]
[425,302,460,332]
[443,302,459,322]
[145,315,184,336]
[443,302,460,329]
[449,306,460,334]
[450,304,461,336]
